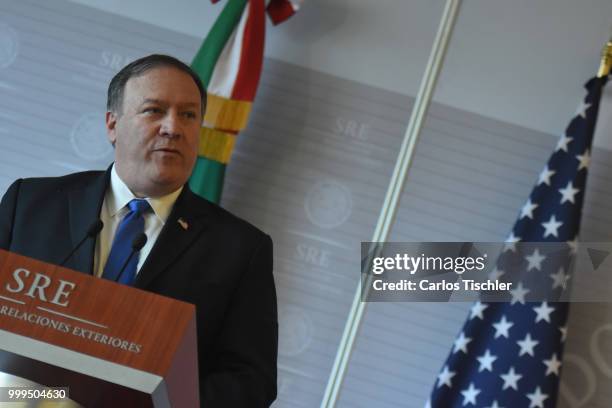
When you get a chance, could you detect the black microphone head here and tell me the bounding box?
[131,233,148,251]
[87,219,104,237]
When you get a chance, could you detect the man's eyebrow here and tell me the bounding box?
[180,102,200,108]
[139,99,199,108]
[140,98,165,106]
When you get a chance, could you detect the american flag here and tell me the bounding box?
[428,74,609,408]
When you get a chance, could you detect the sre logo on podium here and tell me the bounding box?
[4,267,77,308]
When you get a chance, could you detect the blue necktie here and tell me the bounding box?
[102,199,151,285]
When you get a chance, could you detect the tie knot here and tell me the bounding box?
[128,199,151,216]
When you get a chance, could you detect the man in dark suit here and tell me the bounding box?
[0,54,277,407]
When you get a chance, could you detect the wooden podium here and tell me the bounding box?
[0,249,199,407]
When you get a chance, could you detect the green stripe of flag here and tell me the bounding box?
[189,157,226,203]
[191,0,248,87]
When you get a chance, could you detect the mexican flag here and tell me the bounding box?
[189,0,303,203]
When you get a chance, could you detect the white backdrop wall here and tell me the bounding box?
[71,0,612,146]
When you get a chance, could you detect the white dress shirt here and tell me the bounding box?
[93,165,182,278]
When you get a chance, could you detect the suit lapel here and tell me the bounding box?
[67,170,110,274]
[133,187,210,289]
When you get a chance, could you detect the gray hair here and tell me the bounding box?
[106,54,206,115]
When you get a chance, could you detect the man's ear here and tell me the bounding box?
[106,111,118,146]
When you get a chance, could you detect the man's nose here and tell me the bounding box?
[159,112,182,138]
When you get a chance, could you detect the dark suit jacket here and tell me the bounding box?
[0,169,278,407]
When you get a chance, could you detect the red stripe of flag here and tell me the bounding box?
[231,0,265,101]
[267,0,297,25]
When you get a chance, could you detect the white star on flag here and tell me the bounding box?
[576,101,591,118]
[485,401,504,408]
[476,349,497,372]
[517,333,539,357]
[576,149,590,170]
[541,215,563,238]
[453,332,472,354]
[492,315,514,338]
[500,366,522,390]
[526,386,548,408]
[525,248,546,271]
[559,326,568,342]
[543,353,562,376]
[504,232,521,252]
[550,267,570,290]
[558,181,580,204]
[460,383,480,406]
[555,134,573,152]
[509,282,530,305]
[469,302,488,320]
[533,302,555,323]
[520,199,539,219]
[537,165,556,186]
[436,365,455,388]
[566,237,579,254]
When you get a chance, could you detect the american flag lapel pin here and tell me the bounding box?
[177,217,189,230]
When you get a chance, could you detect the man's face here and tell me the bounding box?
[106,66,202,197]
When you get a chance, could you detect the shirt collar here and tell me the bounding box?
[106,165,183,224]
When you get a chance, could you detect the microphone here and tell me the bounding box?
[115,233,148,283]
[59,219,104,266]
